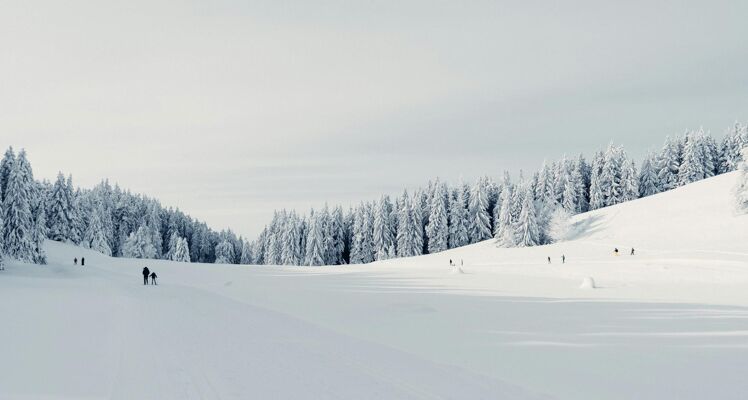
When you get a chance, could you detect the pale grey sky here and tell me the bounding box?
[1,0,747,237]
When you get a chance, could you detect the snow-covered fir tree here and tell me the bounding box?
[678,130,708,185]
[214,240,235,264]
[448,187,469,249]
[2,150,36,263]
[67,177,83,245]
[305,211,326,266]
[122,225,158,259]
[588,151,605,210]
[638,151,660,197]
[172,237,191,262]
[328,206,346,264]
[720,122,748,172]
[467,178,492,243]
[82,202,112,256]
[494,185,516,247]
[515,185,540,247]
[0,147,16,204]
[426,182,449,253]
[165,231,180,260]
[734,147,748,214]
[46,173,74,242]
[30,183,48,264]
[373,195,395,260]
[240,240,253,264]
[621,158,639,202]
[657,135,683,190]
[547,207,571,243]
[396,191,419,258]
[281,212,302,265]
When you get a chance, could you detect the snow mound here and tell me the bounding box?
[580,277,596,289]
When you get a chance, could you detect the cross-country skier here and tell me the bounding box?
[142,267,150,285]
[150,271,158,285]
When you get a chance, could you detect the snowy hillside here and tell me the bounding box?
[1,172,747,399]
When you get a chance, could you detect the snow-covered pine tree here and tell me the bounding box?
[305,211,326,266]
[46,173,73,242]
[576,154,591,212]
[373,195,395,260]
[589,151,605,210]
[30,182,48,264]
[600,143,624,206]
[396,190,418,258]
[122,225,158,259]
[82,202,112,256]
[281,212,302,265]
[448,187,469,249]
[657,135,683,190]
[426,182,449,253]
[329,206,346,264]
[560,165,577,213]
[214,240,235,264]
[410,194,424,256]
[67,177,83,245]
[638,151,660,198]
[2,150,36,262]
[0,147,15,203]
[547,207,571,243]
[536,161,553,204]
[679,130,707,185]
[145,203,163,259]
[361,202,375,263]
[734,147,748,214]
[621,158,639,202]
[172,237,191,262]
[494,185,516,247]
[703,133,719,178]
[720,122,748,173]
[515,185,540,247]
[552,158,569,206]
[239,240,253,264]
[165,231,180,260]
[467,178,492,243]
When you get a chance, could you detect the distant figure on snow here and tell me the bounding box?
[547,256,551,264]
[142,267,150,285]
[630,248,635,256]
[449,259,453,266]
[562,255,566,264]
[74,258,78,266]
[150,272,158,285]
[614,248,619,256]
[460,259,463,266]
[81,257,85,267]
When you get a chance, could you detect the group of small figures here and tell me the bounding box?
[547,248,636,264]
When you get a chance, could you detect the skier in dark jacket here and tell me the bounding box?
[74,258,78,266]
[150,271,158,285]
[81,257,85,267]
[142,267,150,285]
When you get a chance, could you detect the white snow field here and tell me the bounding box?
[1,172,747,400]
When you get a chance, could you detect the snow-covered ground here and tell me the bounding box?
[1,172,747,399]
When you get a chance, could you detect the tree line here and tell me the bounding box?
[249,123,748,266]
[0,147,249,267]
[0,121,745,268]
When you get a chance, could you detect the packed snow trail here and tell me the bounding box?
[0,245,545,400]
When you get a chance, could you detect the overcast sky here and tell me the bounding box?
[1,0,747,238]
